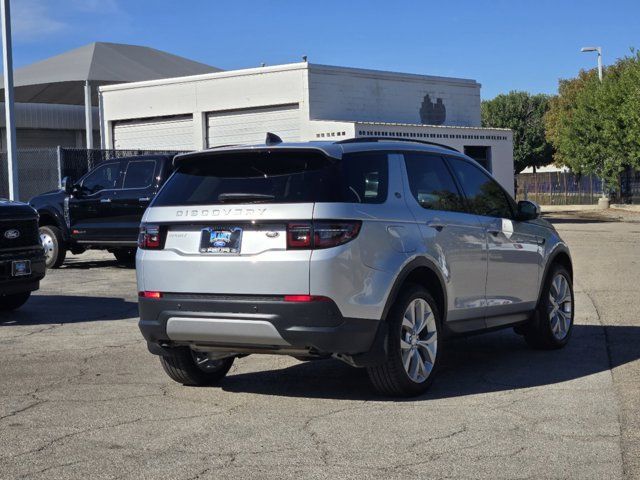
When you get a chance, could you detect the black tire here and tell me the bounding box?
[159,348,234,386]
[367,284,441,397]
[0,292,31,311]
[39,225,66,269]
[113,248,136,267]
[523,264,574,350]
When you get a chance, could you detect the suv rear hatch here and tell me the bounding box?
[139,147,373,296]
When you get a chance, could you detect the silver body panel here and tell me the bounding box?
[137,140,570,347]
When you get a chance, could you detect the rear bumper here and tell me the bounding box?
[138,294,381,357]
[0,248,46,295]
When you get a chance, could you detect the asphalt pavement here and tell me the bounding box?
[1,210,638,479]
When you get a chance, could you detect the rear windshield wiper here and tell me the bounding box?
[217,193,276,203]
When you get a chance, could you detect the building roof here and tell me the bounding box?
[0,42,221,105]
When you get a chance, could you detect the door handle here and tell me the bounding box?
[427,221,445,232]
[138,197,151,202]
[100,198,112,204]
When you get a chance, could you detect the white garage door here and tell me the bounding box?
[113,115,193,150]
[206,104,300,147]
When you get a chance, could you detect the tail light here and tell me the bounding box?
[287,223,312,249]
[138,224,164,250]
[286,220,361,250]
[139,291,162,299]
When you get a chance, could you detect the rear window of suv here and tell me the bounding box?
[153,150,388,206]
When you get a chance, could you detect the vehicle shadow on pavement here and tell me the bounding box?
[543,215,616,224]
[60,259,135,270]
[0,295,138,325]
[219,324,640,401]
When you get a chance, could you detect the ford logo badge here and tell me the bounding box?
[265,231,279,238]
[4,229,20,239]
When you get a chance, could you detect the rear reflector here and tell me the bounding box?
[284,295,331,302]
[139,291,162,299]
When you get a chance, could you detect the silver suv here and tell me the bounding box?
[137,137,574,397]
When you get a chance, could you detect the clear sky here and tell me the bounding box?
[9,0,640,99]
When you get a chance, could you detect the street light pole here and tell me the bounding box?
[581,46,608,208]
[1,0,18,201]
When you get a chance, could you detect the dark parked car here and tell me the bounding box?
[0,199,46,311]
[29,155,174,268]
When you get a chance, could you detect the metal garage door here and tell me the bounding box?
[113,115,193,150]
[206,104,300,148]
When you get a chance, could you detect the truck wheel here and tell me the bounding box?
[0,292,31,311]
[39,225,66,269]
[367,284,441,397]
[159,348,234,386]
[523,264,574,350]
[113,248,136,267]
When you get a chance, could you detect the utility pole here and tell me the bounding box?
[1,0,18,200]
[581,46,608,208]
[84,80,93,149]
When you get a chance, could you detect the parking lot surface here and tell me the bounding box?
[1,212,639,479]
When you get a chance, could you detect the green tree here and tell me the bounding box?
[481,91,554,174]
[545,51,640,192]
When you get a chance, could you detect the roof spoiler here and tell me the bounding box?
[172,145,341,168]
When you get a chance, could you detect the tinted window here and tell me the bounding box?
[123,160,156,189]
[341,152,388,204]
[154,150,388,206]
[81,162,121,194]
[447,157,513,218]
[404,153,464,212]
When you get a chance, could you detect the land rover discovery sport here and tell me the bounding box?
[137,137,574,397]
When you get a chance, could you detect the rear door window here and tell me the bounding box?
[122,160,156,189]
[403,153,465,212]
[153,150,389,206]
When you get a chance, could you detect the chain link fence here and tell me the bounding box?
[515,171,603,205]
[0,147,186,202]
[516,170,640,205]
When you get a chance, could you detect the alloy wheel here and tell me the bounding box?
[400,298,438,383]
[548,273,573,340]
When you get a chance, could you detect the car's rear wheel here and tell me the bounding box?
[0,292,31,311]
[367,284,440,397]
[39,225,66,269]
[159,348,235,386]
[523,264,574,349]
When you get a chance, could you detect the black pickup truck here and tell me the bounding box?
[29,155,173,268]
[0,199,46,310]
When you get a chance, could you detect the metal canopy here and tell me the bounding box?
[0,42,221,105]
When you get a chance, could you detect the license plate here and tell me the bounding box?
[12,260,31,277]
[199,227,243,254]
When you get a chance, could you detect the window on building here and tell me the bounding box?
[463,146,492,172]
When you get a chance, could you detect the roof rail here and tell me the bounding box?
[335,136,459,152]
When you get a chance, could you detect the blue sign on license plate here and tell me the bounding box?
[12,260,31,276]
[199,227,243,254]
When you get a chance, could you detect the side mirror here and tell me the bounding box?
[61,176,73,194]
[517,200,541,221]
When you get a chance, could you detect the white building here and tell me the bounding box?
[99,62,514,193]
